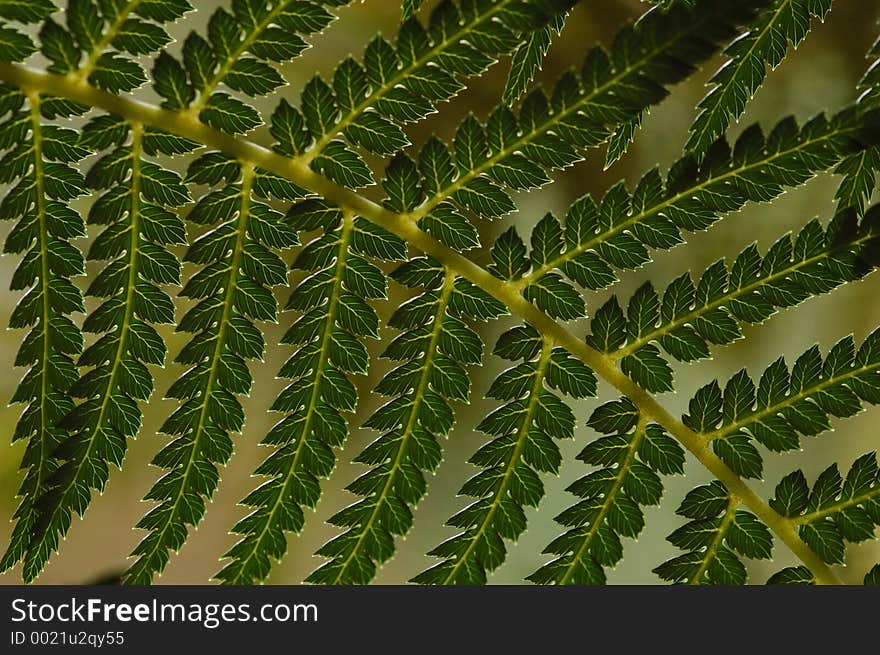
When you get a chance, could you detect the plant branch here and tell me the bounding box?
[0,62,841,584]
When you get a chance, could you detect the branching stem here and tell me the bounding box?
[0,63,842,584]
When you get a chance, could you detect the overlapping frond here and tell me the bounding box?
[494,109,879,328]
[685,327,880,478]
[835,36,880,215]
[21,119,193,583]
[290,0,578,191]
[415,324,596,584]
[531,402,685,584]
[383,0,768,241]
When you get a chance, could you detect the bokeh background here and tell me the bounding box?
[1,0,878,585]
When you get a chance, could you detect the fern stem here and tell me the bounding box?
[330,270,456,584]
[28,88,52,514]
[791,487,880,525]
[222,211,355,584]
[558,415,647,585]
[689,496,740,585]
[0,63,841,584]
[298,0,517,165]
[442,338,553,585]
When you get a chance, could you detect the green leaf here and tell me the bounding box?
[687,0,833,158]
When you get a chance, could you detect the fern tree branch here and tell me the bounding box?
[20,120,190,582]
[0,88,86,578]
[0,62,842,584]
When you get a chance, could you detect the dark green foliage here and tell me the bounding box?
[389,0,769,249]
[0,89,87,581]
[124,162,301,584]
[531,402,685,584]
[686,0,833,158]
[499,109,879,332]
[216,202,406,585]
[655,482,773,584]
[0,0,877,587]
[20,120,192,583]
[415,324,596,584]
[312,263,507,584]
[685,329,880,478]
[771,453,880,564]
[591,207,880,391]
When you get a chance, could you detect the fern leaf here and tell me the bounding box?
[0,88,86,578]
[502,7,568,106]
[592,207,880,391]
[310,262,507,584]
[20,120,192,582]
[835,37,880,214]
[530,404,685,584]
[124,162,299,584]
[57,0,190,90]
[215,203,406,584]
[685,328,880,479]
[686,0,832,158]
[149,0,348,135]
[865,564,880,585]
[295,0,577,191]
[504,109,879,321]
[770,452,880,564]
[397,0,766,233]
[415,325,597,584]
[654,482,772,584]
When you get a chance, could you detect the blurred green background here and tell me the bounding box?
[1,0,878,585]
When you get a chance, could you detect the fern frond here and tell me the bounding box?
[415,324,597,584]
[293,0,578,191]
[654,482,772,584]
[19,119,193,582]
[215,202,406,584]
[0,87,86,578]
[686,0,832,158]
[770,452,880,565]
[589,207,880,392]
[394,0,767,235]
[124,161,300,584]
[49,0,190,91]
[530,404,685,584]
[310,262,507,584]
[685,327,880,479]
[502,5,568,106]
[865,564,880,585]
[151,0,349,134]
[503,109,879,319]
